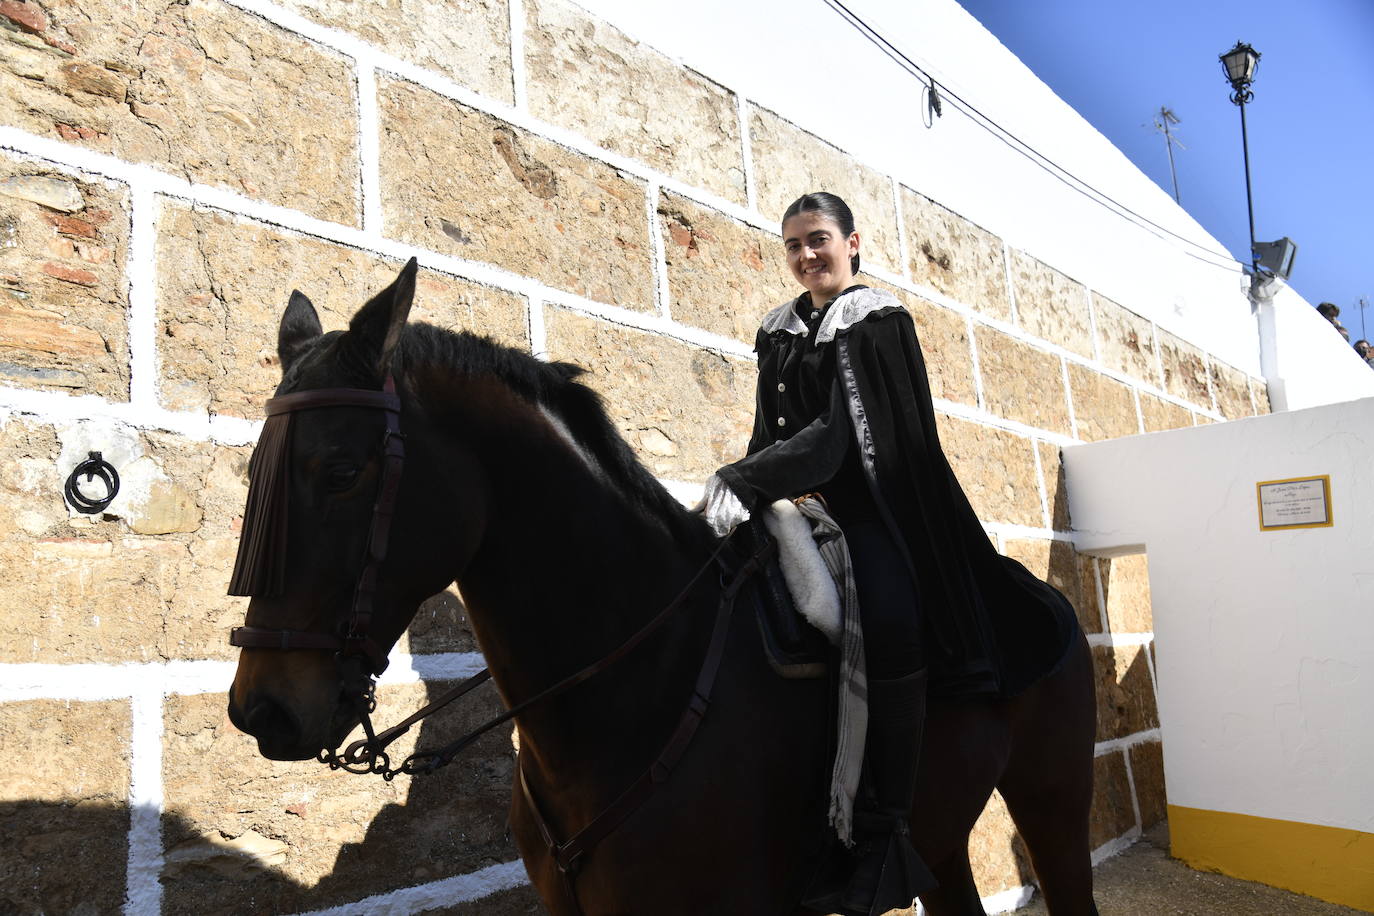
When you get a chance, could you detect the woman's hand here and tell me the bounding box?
[695,474,751,538]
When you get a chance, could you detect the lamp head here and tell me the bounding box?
[1220,41,1261,103]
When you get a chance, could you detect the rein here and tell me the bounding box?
[323,531,746,779]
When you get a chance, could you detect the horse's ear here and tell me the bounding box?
[348,257,417,379]
[279,290,323,375]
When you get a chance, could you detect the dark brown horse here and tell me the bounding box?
[227,260,1100,915]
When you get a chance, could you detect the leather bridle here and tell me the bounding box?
[229,376,405,679]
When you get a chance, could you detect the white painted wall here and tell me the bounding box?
[1063,398,1374,833]
[576,0,1374,404]
[1258,283,1374,410]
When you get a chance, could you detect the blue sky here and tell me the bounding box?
[957,0,1374,346]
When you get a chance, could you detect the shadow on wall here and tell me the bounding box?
[161,672,545,916]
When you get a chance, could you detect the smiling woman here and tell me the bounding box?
[698,191,1082,915]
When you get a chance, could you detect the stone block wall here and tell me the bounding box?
[0,0,1262,912]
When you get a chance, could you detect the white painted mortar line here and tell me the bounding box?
[966,314,987,413]
[508,0,529,113]
[984,522,1076,545]
[647,183,672,319]
[982,884,1036,915]
[1150,321,1167,389]
[737,96,758,213]
[931,397,1079,449]
[124,670,165,916]
[1085,286,1101,364]
[1061,356,1079,441]
[293,859,529,916]
[1122,744,1144,834]
[356,59,383,236]
[127,186,158,411]
[1091,829,1141,867]
[1094,728,1163,756]
[1131,386,1145,434]
[1001,241,1019,326]
[527,296,548,360]
[0,653,486,699]
[891,177,911,282]
[1031,438,1052,531]
[1086,631,1155,649]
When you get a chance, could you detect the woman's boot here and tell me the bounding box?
[834,668,936,916]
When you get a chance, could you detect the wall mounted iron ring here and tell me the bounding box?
[65,451,120,514]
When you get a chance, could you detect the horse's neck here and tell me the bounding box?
[454,404,712,780]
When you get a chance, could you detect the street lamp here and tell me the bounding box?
[1220,41,1261,274]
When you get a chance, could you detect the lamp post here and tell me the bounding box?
[1220,41,1261,273]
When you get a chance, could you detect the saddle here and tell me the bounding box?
[737,510,836,680]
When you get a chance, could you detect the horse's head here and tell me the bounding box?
[227,259,487,760]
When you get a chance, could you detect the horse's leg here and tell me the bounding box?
[996,632,1099,916]
[919,846,988,916]
[910,698,1009,916]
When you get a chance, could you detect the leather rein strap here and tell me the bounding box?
[518,537,775,916]
[229,377,404,677]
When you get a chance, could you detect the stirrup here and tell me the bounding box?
[834,826,936,916]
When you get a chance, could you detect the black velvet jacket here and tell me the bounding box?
[717,286,1077,697]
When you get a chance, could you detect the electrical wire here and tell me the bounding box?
[820,0,1246,273]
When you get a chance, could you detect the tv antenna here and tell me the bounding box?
[1150,106,1185,203]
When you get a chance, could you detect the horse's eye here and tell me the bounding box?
[325,464,361,492]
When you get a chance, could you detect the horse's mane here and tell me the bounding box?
[398,322,716,552]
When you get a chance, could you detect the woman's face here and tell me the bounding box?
[782,210,860,303]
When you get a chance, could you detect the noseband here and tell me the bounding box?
[228,375,405,678]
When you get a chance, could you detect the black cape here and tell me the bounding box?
[717,286,1077,698]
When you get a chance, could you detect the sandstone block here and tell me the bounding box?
[0,154,129,397]
[1093,643,1159,742]
[900,187,1011,320]
[1129,739,1167,830]
[1009,251,1093,358]
[1067,363,1140,442]
[1100,553,1152,635]
[278,0,513,103]
[162,688,518,913]
[380,77,653,311]
[1090,751,1137,849]
[1001,538,1092,633]
[749,108,900,274]
[1156,329,1212,408]
[936,415,1043,528]
[398,584,483,656]
[0,414,278,663]
[527,0,744,204]
[156,202,527,417]
[657,191,794,343]
[1091,293,1159,385]
[1138,391,1193,433]
[967,790,1034,896]
[1209,359,1254,420]
[903,291,978,408]
[544,308,755,481]
[974,326,1071,436]
[0,0,360,224]
[1038,441,1070,532]
[0,698,130,915]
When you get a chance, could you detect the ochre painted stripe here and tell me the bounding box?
[1169,804,1374,912]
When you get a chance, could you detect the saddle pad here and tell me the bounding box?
[761,499,842,644]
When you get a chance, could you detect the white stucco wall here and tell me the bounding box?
[577,0,1374,406]
[1258,283,1374,410]
[1063,398,1374,833]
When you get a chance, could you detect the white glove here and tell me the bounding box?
[695,473,751,538]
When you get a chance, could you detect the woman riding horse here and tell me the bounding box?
[699,192,1078,916]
